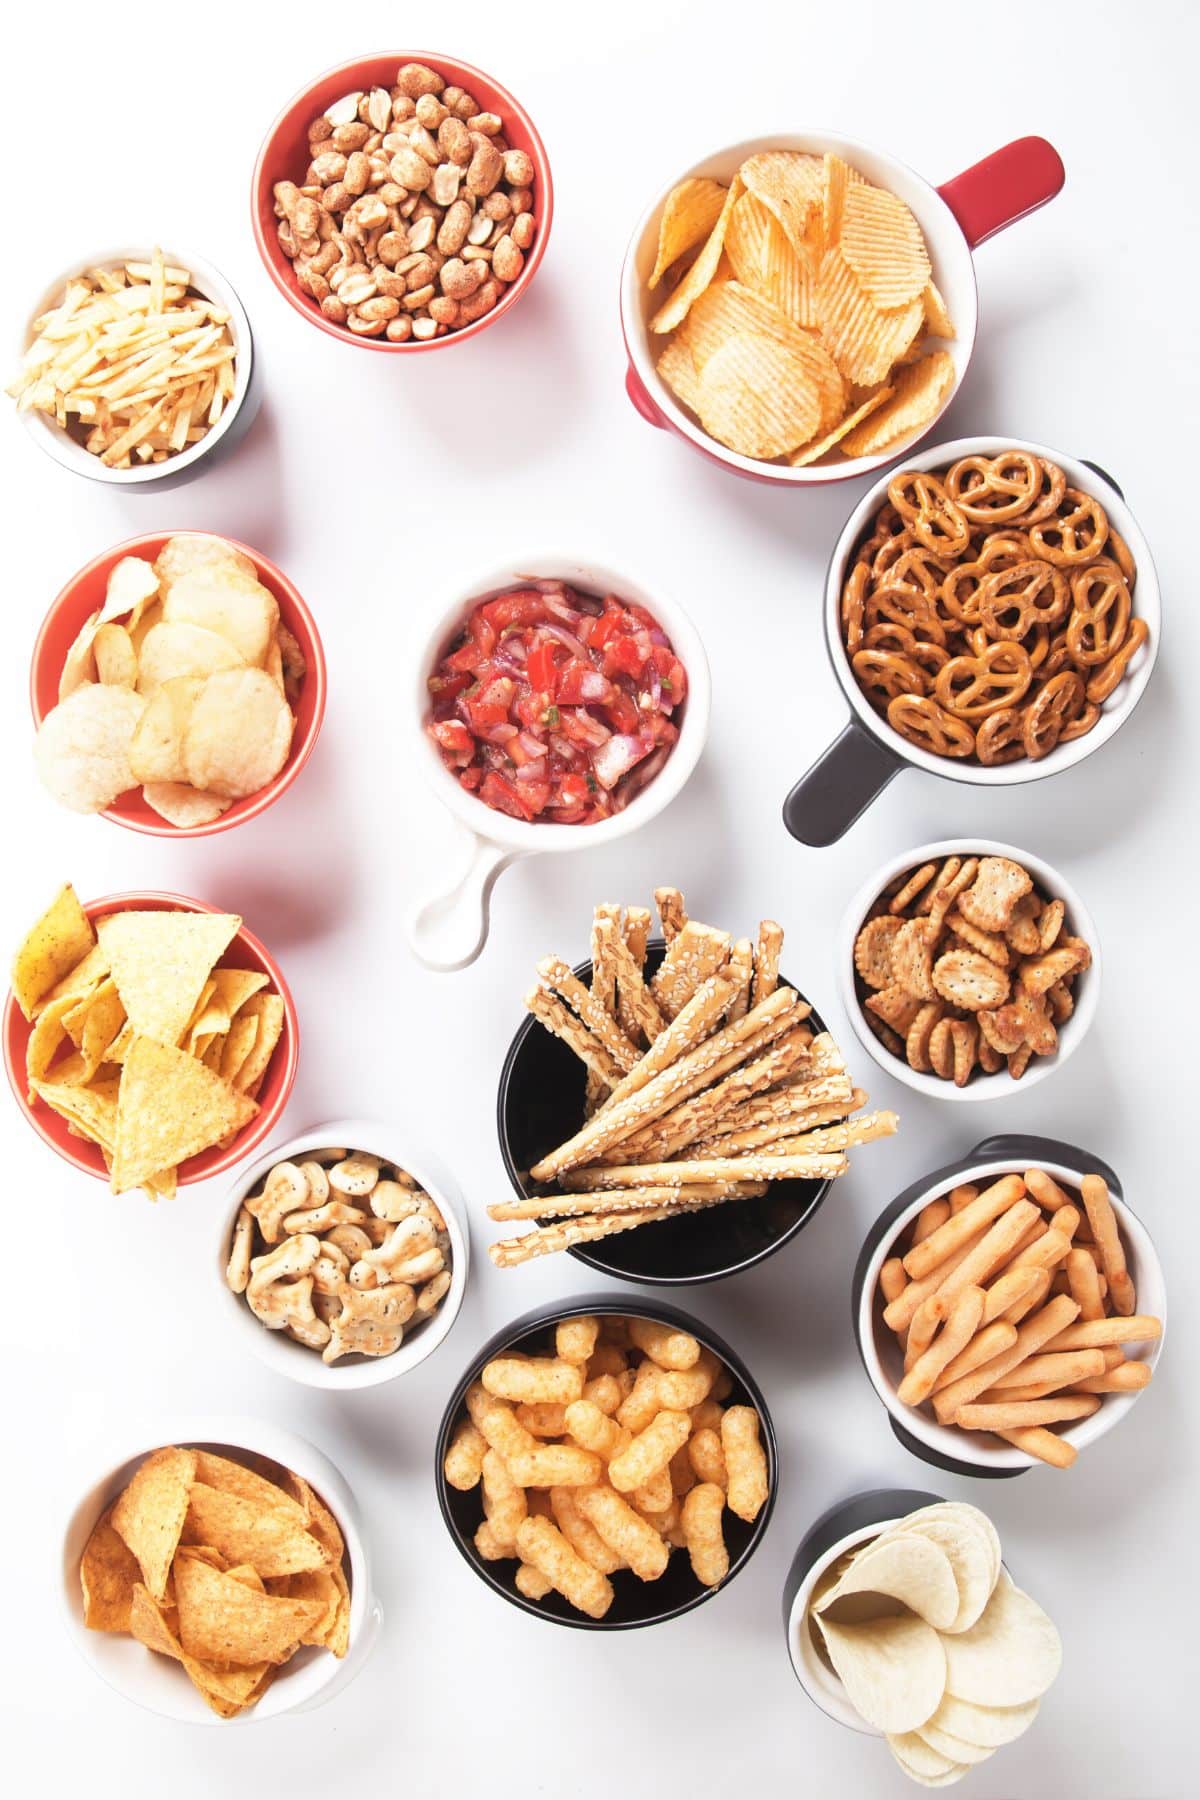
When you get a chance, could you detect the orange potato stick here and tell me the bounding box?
[995,1425,1077,1469]
[980,1349,1106,1399]
[1003,1226,1074,1280]
[1070,1362,1153,1395]
[930,1320,1017,1395]
[1024,1168,1074,1210]
[949,1183,979,1215]
[981,1265,1044,1324]
[903,1175,1027,1279]
[912,1198,951,1244]
[1080,1174,1135,1315]
[898,1286,985,1405]
[905,1292,945,1370]
[514,1515,614,1619]
[883,1228,990,1334]
[931,1201,1042,1312]
[1065,1247,1106,1321]
[932,1294,1080,1422]
[880,1257,907,1304]
[955,1396,1101,1430]
[1041,1315,1162,1353]
[1003,1268,1052,1325]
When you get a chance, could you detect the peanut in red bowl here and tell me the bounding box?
[251,53,553,351]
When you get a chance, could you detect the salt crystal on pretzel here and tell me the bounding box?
[537,958,642,1074]
[751,920,784,1006]
[654,887,688,943]
[525,988,623,1089]
[651,922,732,1019]
[488,1208,681,1267]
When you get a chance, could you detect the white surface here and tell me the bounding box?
[1,3,1192,1796]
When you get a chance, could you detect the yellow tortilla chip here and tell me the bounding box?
[25,993,78,1085]
[185,968,267,1050]
[110,1036,258,1194]
[230,993,285,1096]
[218,1013,261,1087]
[111,1445,197,1600]
[80,1506,144,1632]
[274,1566,344,1650]
[30,1076,118,1153]
[96,909,241,1047]
[11,884,96,1021]
[65,981,127,1082]
[36,940,109,1017]
[129,1583,271,1719]
[191,1451,310,1524]
[174,1550,324,1666]
[181,1482,330,1579]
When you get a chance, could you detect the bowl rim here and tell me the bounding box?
[854,1150,1166,1471]
[620,128,979,485]
[216,1115,470,1389]
[433,1293,779,1629]
[59,1416,375,1724]
[495,944,834,1284]
[2,889,299,1187]
[28,529,328,838]
[836,837,1101,1103]
[410,552,712,853]
[14,244,255,485]
[250,51,554,353]
[822,434,1162,783]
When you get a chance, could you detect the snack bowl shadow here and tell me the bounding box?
[837,838,1101,1104]
[406,555,711,971]
[217,1117,470,1390]
[621,132,1064,487]
[60,1416,381,1723]
[251,52,553,353]
[435,1295,777,1628]
[851,1135,1166,1477]
[782,436,1161,845]
[29,531,327,837]
[782,1486,944,1732]
[14,246,260,489]
[2,892,299,1188]
[496,943,831,1284]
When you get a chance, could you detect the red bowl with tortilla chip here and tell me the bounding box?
[29,531,327,837]
[2,891,299,1190]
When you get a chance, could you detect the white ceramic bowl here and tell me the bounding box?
[60,1416,382,1724]
[838,837,1101,1103]
[15,244,260,489]
[405,555,711,970]
[856,1148,1166,1473]
[787,1515,908,1734]
[621,133,1063,487]
[218,1118,469,1390]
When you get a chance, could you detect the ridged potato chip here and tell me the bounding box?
[686,280,843,427]
[128,676,204,784]
[33,681,146,813]
[841,183,931,308]
[649,177,728,287]
[816,246,924,385]
[726,192,816,327]
[183,668,294,800]
[650,176,743,334]
[923,280,955,339]
[697,332,821,459]
[789,384,894,465]
[739,151,823,257]
[655,335,702,413]
[136,620,245,694]
[162,567,278,668]
[142,781,233,828]
[839,350,956,456]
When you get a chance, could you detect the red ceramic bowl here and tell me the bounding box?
[3,892,299,1187]
[30,532,326,837]
[251,52,553,352]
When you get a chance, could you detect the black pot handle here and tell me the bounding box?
[888,1415,1025,1480]
[1080,459,1124,502]
[782,717,904,846]
[968,1134,1123,1199]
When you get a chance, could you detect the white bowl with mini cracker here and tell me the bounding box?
[11,246,260,488]
[218,1119,470,1390]
[838,839,1101,1102]
[855,1143,1166,1474]
[60,1417,382,1723]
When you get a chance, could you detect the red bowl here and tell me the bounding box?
[30,532,327,837]
[3,892,300,1188]
[251,52,553,352]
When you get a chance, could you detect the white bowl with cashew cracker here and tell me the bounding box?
[219,1118,469,1389]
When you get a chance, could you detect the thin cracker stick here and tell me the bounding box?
[880,1258,907,1304]
[595,919,666,1047]
[1080,1174,1135,1315]
[913,1199,951,1245]
[949,1183,979,1215]
[1064,1246,1106,1321]
[979,1349,1106,1399]
[538,959,642,1073]
[652,922,731,1019]
[587,906,622,1114]
[1069,1363,1152,1395]
[931,1294,1080,1422]
[693,1090,859,1156]
[1024,1168,1074,1210]
[725,938,754,1023]
[1002,1268,1051,1325]
[883,1228,990,1333]
[617,906,653,1044]
[559,1151,849,1189]
[487,1182,760,1220]
[601,969,745,1108]
[625,1025,822,1162]
[526,988,623,1088]
[654,887,688,942]
[699,1109,897,1162]
[751,919,784,1006]
[995,1425,1076,1469]
[489,1208,678,1268]
[905,1293,945,1371]
[898,1287,985,1405]
[955,1396,1100,1430]
[980,1266,1044,1325]
[924,1201,1041,1314]
[1040,1315,1161,1354]
[929,1320,1017,1395]
[692,1076,857,1143]
[903,1175,1028,1279]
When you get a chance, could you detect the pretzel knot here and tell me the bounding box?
[886,694,977,758]
[1086,616,1149,704]
[977,560,1071,640]
[866,582,948,647]
[851,648,930,703]
[887,471,971,558]
[1029,487,1109,565]
[935,642,1033,720]
[945,451,1043,525]
[976,707,1027,766]
[1022,671,1084,760]
[1066,562,1131,666]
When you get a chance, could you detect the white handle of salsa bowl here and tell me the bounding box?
[405,828,524,971]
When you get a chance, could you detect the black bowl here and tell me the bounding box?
[434,1294,778,1629]
[496,942,833,1285]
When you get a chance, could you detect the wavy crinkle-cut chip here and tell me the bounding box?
[839,350,956,457]
[840,182,931,308]
[650,176,743,334]
[142,781,233,829]
[739,151,823,257]
[136,620,245,694]
[853,914,903,988]
[697,332,822,461]
[822,151,859,244]
[789,383,894,466]
[655,335,702,415]
[183,667,295,800]
[958,856,1035,932]
[816,246,924,387]
[649,176,728,287]
[816,1610,947,1735]
[97,907,240,1046]
[110,1035,257,1193]
[932,949,1010,1012]
[694,279,843,431]
[940,1571,1062,1708]
[154,533,256,595]
[34,681,146,814]
[111,1445,197,1600]
[11,883,95,1021]
[726,191,817,327]
[923,279,955,339]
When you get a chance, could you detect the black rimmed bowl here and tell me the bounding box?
[851,1134,1165,1479]
[496,942,833,1285]
[434,1295,778,1630]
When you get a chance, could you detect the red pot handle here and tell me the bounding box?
[937,136,1065,250]
[625,362,666,430]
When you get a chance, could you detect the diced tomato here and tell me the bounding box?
[525,642,558,693]
[650,645,688,701]
[480,771,536,819]
[556,664,613,706]
[604,687,640,734]
[481,589,552,631]
[427,669,473,703]
[603,633,646,680]
[430,720,473,759]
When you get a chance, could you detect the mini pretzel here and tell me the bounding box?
[1022,671,1084,760]
[944,450,1042,525]
[976,707,1026,766]
[977,561,1070,639]
[1067,564,1131,667]
[1029,487,1109,565]
[851,648,929,704]
[1021,456,1069,525]
[865,582,949,647]
[841,560,869,655]
[1086,617,1148,703]
[886,694,976,757]
[935,642,1032,720]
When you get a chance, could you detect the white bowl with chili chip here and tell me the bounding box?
[855,1143,1166,1474]
[11,246,260,488]
[61,1419,382,1723]
[218,1119,470,1389]
[406,556,711,970]
[838,840,1100,1103]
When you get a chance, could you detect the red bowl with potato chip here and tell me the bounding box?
[29,532,326,837]
[3,892,298,1188]
[251,53,552,352]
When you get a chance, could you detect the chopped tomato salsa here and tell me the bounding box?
[427,581,687,824]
